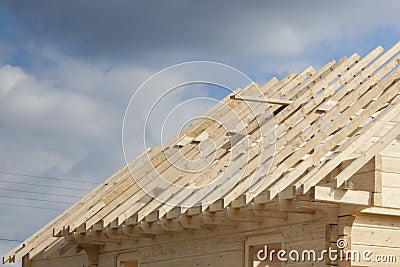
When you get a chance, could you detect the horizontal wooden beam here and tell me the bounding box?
[230,94,293,105]
[165,207,182,219]
[310,186,372,206]
[225,207,262,223]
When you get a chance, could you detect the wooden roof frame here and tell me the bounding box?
[4,42,400,264]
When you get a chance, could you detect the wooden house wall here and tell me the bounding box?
[30,214,328,267]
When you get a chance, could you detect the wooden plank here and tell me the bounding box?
[361,207,400,217]
[381,187,400,208]
[230,94,293,105]
[310,186,372,205]
[382,156,400,173]
[352,225,400,247]
[382,172,400,188]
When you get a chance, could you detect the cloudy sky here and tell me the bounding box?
[1,1,400,265]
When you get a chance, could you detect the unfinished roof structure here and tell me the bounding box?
[4,42,400,267]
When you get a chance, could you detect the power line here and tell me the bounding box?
[0,180,91,192]
[0,187,83,199]
[0,170,98,185]
[0,202,64,211]
[0,238,23,243]
[0,195,74,205]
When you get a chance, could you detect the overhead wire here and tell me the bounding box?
[0,187,83,199]
[0,180,91,192]
[0,171,96,211]
[0,170,98,185]
[0,195,74,204]
[0,202,65,211]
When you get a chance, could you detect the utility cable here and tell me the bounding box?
[0,195,74,204]
[0,180,91,191]
[0,202,65,211]
[0,187,83,199]
[0,170,98,184]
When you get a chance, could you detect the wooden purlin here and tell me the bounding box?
[246,43,400,202]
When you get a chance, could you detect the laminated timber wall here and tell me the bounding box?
[349,140,400,267]
[29,212,329,267]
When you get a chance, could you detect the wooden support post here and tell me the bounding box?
[122,225,154,239]
[139,221,171,235]
[225,207,262,223]
[58,242,76,256]
[200,211,238,226]
[337,215,356,267]
[325,224,339,266]
[159,218,185,232]
[22,254,30,267]
[178,214,210,229]
[81,245,99,267]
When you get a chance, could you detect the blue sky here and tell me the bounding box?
[1,1,400,265]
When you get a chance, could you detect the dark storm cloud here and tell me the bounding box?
[5,0,400,68]
[3,0,255,63]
